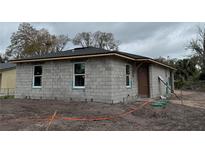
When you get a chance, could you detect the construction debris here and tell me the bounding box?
[46,110,57,131]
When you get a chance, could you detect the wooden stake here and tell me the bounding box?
[46,110,57,131]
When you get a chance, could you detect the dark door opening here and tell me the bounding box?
[137,63,150,97]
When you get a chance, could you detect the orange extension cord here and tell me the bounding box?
[50,101,150,121]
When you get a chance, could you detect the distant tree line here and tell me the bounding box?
[0,23,120,61]
[155,25,205,88]
[1,23,205,88]
[155,56,202,89]
[72,31,119,50]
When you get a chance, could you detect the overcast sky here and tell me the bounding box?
[0,22,202,59]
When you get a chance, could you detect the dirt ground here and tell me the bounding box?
[170,90,205,109]
[0,90,205,131]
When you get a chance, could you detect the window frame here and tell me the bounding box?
[126,64,131,88]
[73,62,85,89]
[32,65,43,89]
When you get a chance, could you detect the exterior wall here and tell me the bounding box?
[149,64,172,98]
[15,56,139,103]
[15,56,174,103]
[0,69,16,89]
[110,57,138,103]
[15,57,113,103]
[171,71,175,92]
[0,74,1,88]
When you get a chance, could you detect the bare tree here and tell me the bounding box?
[93,31,119,50]
[72,31,119,51]
[54,35,70,52]
[0,53,8,63]
[5,23,70,59]
[187,26,205,73]
[0,54,4,63]
[72,32,93,47]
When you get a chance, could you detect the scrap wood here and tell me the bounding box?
[46,110,57,131]
[158,76,181,100]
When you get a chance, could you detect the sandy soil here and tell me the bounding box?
[0,91,205,131]
[170,90,205,109]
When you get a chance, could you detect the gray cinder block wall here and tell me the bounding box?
[15,56,173,103]
[149,64,172,98]
[16,57,138,103]
[110,57,138,103]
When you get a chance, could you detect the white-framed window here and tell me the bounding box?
[33,65,42,88]
[126,64,131,87]
[73,62,85,88]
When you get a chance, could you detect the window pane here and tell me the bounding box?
[126,75,130,86]
[34,76,42,87]
[34,66,42,75]
[75,75,85,87]
[75,63,85,74]
[126,65,130,75]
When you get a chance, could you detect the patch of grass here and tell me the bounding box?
[0,95,15,99]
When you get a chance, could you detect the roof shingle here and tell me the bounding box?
[11,47,150,61]
[0,63,16,71]
[10,47,175,70]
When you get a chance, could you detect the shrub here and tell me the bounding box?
[174,80,185,89]
[0,95,14,99]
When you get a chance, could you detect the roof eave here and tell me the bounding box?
[136,59,176,70]
[10,53,116,63]
[11,52,176,70]
[0,67,16,71]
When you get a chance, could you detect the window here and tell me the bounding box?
[33,66,42,88]
[73,63,85,88]
[126,65,131,87]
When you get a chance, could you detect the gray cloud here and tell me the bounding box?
[0,22,202,58]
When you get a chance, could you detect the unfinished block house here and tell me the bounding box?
[11,47,175,103]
